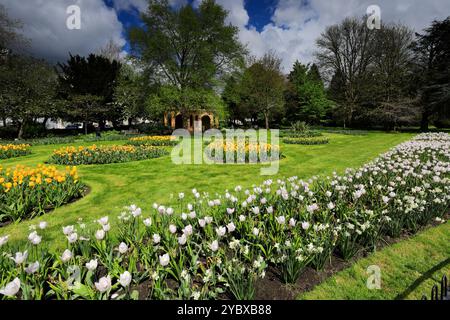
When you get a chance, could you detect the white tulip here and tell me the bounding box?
[97,216,109,225]
[102,224,111,232]
[178,192,185,199]
[227,222,236,233]
[276,216,286,225]
[62,225,74,235]
[119,271,132,287]
[226,208,235,215]
[153,234,161,244]
[183,225,193,236]
[95,275,112,293]
[86,259,98,271]
[166,207,174,215]
[215,226,226,237]
[61,249,72,262]
[0,235,9,247]
[67,232,78,244]
[0,278,20,297]
[169,225,177,234]
[266,206,273,214]
[118,242,128,254]
[25,261,40,274]
[143,218,152,227]
[188,211,196,219]
[39,221,48,230]
[289,218,296,227]
[252,228,260,236]
[95,229,105,240]
[11,251,28,265]
[198,219,206,228]
[302,222,311,230]
[239,215,246,222]
[210,240,219,252]
[159,253,170,267]
[178,234,187,245]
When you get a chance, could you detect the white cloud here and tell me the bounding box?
[233,0,450,73]
[1,0,126,63]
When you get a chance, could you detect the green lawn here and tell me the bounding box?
[1,132,414,249]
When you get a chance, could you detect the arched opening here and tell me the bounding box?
[189,115,194,130]
[175,114,183,129]
[201,115,211,131]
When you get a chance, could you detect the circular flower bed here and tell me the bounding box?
[49,145,169,165]
[0,164,85,223]
[128,136,178,147]
[283,137,329,145]
[0,144,31,159]
[205,140,281,163]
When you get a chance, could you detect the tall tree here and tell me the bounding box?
[0,55,58,138]
[240,52,286,129]
[128,0,245,123]
[57,54,122,131]
[285,61,332,124]
[411,17,450,130]
[315,17,376,127]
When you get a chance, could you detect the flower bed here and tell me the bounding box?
[0,144,31,159]
[0,164,85,223]
[128,136,178,147]
[0,133,449,300]
[205,140,281,163]
[283,137,329,145]
[49,145,169,165]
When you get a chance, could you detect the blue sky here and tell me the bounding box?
[1,0,449,72]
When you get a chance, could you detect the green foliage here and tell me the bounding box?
[129,0,244,118]
[283,137,330,145]
[285,61,332,125]
[57,54,122,127]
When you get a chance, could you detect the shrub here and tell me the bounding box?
[128,136,178,147]
[49,145,169,165]
[0,144,31,159]
[283,137,329,145]
[0,164,85,223]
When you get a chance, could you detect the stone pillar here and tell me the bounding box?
[164,113,168,126]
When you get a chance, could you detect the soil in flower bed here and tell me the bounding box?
[254,217,449,300]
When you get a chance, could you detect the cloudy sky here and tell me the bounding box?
[1,0,449,72]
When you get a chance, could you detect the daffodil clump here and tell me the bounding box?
[128,136,179,147]
[0,164,85,223]
[0,144,31,160]
[205,140,281,163]
[0,133,449,300]
[49,145,169,165]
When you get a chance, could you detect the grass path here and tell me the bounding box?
[0,132,413,249]
[299,222,450,300]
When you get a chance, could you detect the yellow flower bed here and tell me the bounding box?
[0,144,31,159]
[0,164,84,222]
[205,140,281,163]
[49,144,169,165]
[128,135,178,146]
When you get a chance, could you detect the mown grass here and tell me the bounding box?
[299,222,450,300]
[0,132,413,250]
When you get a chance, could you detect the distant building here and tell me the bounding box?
[164,111,219,132]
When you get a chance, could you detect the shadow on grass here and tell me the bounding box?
[395,257,450,300]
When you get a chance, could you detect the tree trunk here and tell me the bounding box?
[265,113,269,129]
[420,110,429,131]
[42,117,49,129]
[18,120,26,139]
